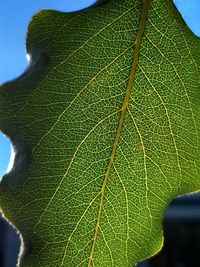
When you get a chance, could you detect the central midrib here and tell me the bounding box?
[88,0,151,265]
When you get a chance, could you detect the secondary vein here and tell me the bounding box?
[88,0,151,265]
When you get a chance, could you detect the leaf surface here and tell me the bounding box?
[0,0,200,266]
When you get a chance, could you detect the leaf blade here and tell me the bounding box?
[0,0,200,266]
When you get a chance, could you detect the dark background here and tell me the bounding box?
[1,0,200,266]
[1,193,200,267]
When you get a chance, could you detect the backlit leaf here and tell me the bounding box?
[0,0,200,266]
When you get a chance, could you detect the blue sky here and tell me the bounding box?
[0,0,96,178]
[174,0,200,38]
[0,0,96,84]
[0,0,200,178]
[0,135,11,177]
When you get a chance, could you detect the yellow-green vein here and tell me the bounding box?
[87,0,151,265]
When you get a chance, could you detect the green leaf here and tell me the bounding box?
[0,0,200,266]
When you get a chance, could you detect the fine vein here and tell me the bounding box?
[88,0,151,265]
